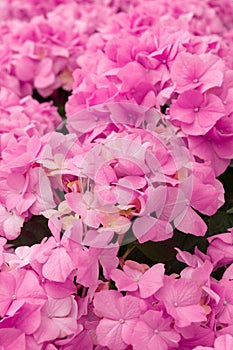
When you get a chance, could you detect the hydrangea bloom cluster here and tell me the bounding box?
[39,104,224,245]
[0,1,114,97]
[1,227,233,349]
[0,0,233,349]
[66,0,233,175]
[3,0,233,35]
[0,0,135,21]
[0,87,60,239]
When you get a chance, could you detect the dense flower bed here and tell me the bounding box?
[0,0,233,349]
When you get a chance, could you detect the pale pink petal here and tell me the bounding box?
[138,264,165,298]
[133,216,173,243]
[174,207,207,236]
[42,247,75,282]
[0,271,16,317]
[96,319,126,350]
[94,290,121,319]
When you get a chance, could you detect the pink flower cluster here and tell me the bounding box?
[4,0,232,35]
[1,227,233,349]
[0,1,114,97]
[0,96,226,347]
[66,0,233,175]
[0,87,60,239]
[0,0,135,21]
[39,104,224,244]
[0,0,233,348]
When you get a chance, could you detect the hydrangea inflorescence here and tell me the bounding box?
[0,0,233,349]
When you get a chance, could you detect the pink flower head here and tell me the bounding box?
[110,261,164,298]
[0,87,60,137]
[0,204,24,240]
[216,279,233,325]
[132,310,180,350]
[0,2,113,97]
[34,296,78,344]
[156,276,207,327]
[43,101,222,247]
[0,1,233,350]
[0,269,46,318]
[170,52,224,93]
[117,61,156,107]
[29,217,77,283]
[170,90,225,136]
[94,290,145,350]
[187,109,233,175]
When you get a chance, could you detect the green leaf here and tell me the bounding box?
[207,211,233,236]
[227,207,233,214]
[137,240,176,263]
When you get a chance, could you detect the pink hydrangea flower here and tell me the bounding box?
[94,290,145,350]
[170,90,225,136]
[0,2,114,97]
[156,276,207,327]
[187,113,233,176]
[170,52,224,93]
[0,204,24,240]
[0,269,46,318]
[110,261,164,298]
[0,87,61,137]
[216,279,233,325]
[29,217,78,283]
[132,310,180,350]
[34,296,78,344]
[0,2,233,349]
